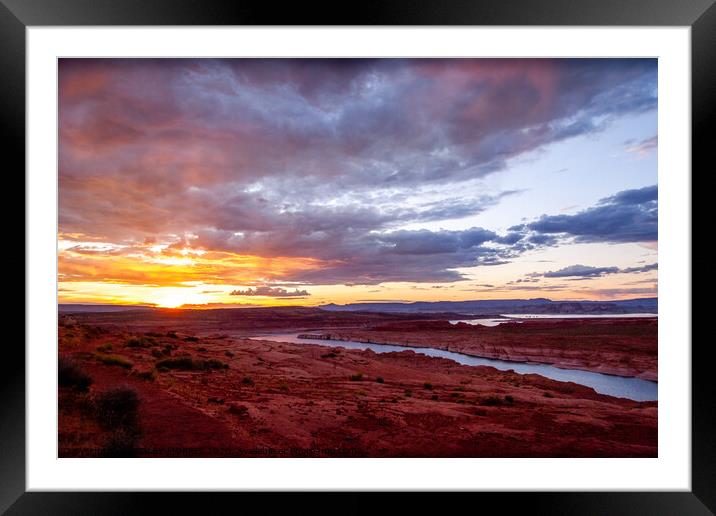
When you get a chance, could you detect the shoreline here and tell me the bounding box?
[295,333,658,382]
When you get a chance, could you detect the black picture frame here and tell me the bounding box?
[5,0,711,513]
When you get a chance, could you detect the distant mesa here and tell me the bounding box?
[58,304,155,313]
[58,297,658,316]
[319,297,657,315]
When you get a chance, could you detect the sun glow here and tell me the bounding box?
[151,289,212,308]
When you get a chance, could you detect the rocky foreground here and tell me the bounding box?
[58,312,657,458]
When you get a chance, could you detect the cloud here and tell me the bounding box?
[511,185,657,244]
[522,261,657,282]
[58,59,657,287]
[487,284,570,292]
[230,286,310,297]
[624,135,657,156]
[543,264,620,278]
[622,262,658,273]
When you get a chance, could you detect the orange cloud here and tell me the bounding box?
[58,243,333,288]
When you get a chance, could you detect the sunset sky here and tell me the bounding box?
[58,58,657,308]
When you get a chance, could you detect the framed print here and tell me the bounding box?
[6,0,712,513]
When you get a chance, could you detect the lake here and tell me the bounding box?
[250,332,658,402]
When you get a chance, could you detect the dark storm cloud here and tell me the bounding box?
[511,185,657,244]
[59,58,657,285]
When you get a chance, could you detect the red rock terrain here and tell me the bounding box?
[327,318,657,381]
[58,310,657,458]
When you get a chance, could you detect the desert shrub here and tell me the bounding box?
[101,429,140,458]
[155,357,196,370]
[150,348,164,358]
[197,347,208,352]
[94,386,140,430]
[184,336,199,342]
[453,386,466,392]
[241,376,255,386]
[125,337,153,348]
[224,351,235,357]
[480,395,503,406]
[166,331,178,339]
[228,404,249,416]
[204,358,229,370]
[96,344,112,353]
[58,357,93,392]
[136,370,155,382]
[375,377,384,384]
[155,357,227,371]
[144,332,162,338]
[423,382,433,390]
[208,396,225,404]
[404,389,413,397]
[431,394,439,401]
[278,382,289,391]
[504,395,515,405]
[85,325,108,337]
[97,354,133,369]
[349,373,363,382]
[543,392,555,398]
[321,352,338,359]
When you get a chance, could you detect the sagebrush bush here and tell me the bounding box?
[349,373,363,382]
[94,386,140,430]
[97,354,133,369]
[480,395,504,406]
[125,337,154,348]
[135,370,155,382]
[58,357,93,392]
[206,358,229,369]
[101,428,140,458]
[155,357,228,371]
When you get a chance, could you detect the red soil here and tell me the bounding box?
[58,312,657,458]
[327,318,657,380]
